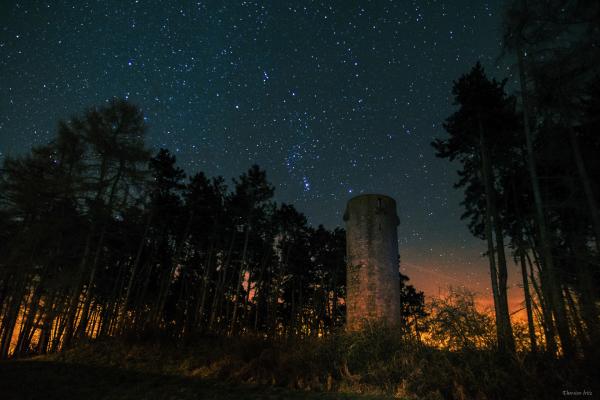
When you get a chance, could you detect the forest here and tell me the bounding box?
[431,0,600,360]
[1,1,599,399]
[0,97,336,355]
[0,94,429,357]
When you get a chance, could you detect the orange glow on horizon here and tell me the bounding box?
[401,256,528,323]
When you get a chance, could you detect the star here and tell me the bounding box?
[0,0,510,308]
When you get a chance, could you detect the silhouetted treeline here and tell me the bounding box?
[0,99,425,358]
[432,1,600,359]
[0,99,338,356]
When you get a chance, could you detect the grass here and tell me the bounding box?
[2,327,599,400]
[0,359,392,400]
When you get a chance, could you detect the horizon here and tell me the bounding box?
[0,0,524,318]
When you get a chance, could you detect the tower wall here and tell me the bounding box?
[343,194,401,330]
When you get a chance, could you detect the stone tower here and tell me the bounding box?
[343,194,401,330]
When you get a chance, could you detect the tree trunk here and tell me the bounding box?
[515,8,574,357]
[62,230,94,349]
[14,283,43,356]
[526,251,557,354]
[209,230,236,331]
[568,226,599,349]
[479,121,515,353]
[77,160,126,338]
[195,241,215,332]
[0,278,28,358]
[564,286,585,349]
[152,210,195,329]
[519,248,538,353]
[230,225,250,336]
[118,210,154,332]
[569,127,600,252]
[511,177,537,353]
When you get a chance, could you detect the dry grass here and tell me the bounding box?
[2,327,598,400]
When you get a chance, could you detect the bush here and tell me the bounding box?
[43,315,599,399]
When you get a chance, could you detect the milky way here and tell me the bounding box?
[0,1,524,308]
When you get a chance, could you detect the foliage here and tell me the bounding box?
[9,318,595,400]
[425,288,495,351]
[433,62,519,354]
[430,0,600,359]
[0,99,425,360]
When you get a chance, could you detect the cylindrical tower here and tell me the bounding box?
[343,194,401,330]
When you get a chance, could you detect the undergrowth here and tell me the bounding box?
[41,323,599,400]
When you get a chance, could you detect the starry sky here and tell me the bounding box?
[0,0,524,314]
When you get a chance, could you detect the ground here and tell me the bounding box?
[0,359,393,400]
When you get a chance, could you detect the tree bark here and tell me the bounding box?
[479,121,515,353]
[567,102,600,254]
[516,31,574,357]
[209,230,236,331]
[230,225,250,336]
[519,248,538,353]
[526,250,557,354]
[118,210,153,332]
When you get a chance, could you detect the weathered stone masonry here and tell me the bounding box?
[344,194,401,330]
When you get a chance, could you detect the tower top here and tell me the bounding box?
[344,193,399,225]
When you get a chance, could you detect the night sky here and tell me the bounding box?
[0,1,523,312]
